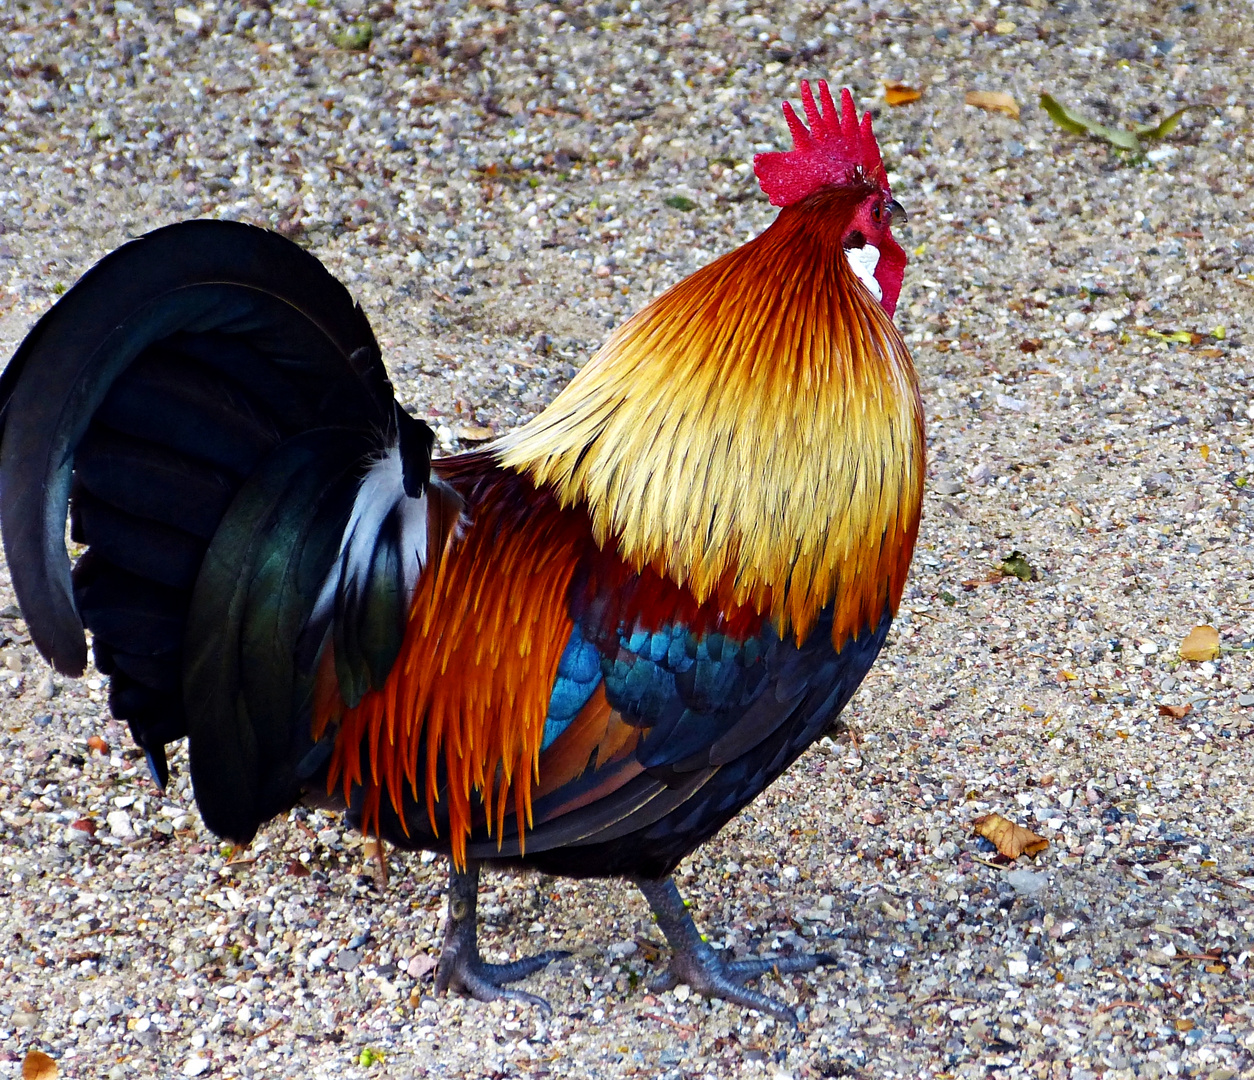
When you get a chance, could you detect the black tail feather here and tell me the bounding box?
[0,219,432,843]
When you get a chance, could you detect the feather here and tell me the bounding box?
[498,184,924,653]
[0,220,434,845]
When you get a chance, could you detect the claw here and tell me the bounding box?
[636,875,829,1024]
[435,860,567,1014]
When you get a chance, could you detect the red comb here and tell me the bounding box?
[753,81,888,207]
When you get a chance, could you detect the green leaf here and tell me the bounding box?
[1039,93,1091,136]
[333,20,374,50]
[998,551,1035,582]
[663,194,697,211]
[1135,106,1194,141]
[1039,92,1141,152]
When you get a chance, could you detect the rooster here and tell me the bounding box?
[0,81,921,1021]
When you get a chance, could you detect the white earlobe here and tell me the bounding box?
[845,244,883,303]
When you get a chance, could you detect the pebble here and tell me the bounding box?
[334,948,361,972]
[1004,868,1047,896]
[181,1056,212,1077]
[106,811,135,840]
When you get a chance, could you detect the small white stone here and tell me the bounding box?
[173,7,204,32]
[106,811,135,839]
[1005,868,1047,895]
[1007,958,1029,977]
[182,1056,212,1078]
[673,984,691,1002]
[1138,641,1159,655]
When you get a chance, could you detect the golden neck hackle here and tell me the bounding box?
[498,186,926,649]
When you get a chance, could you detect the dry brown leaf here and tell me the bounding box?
[1158,703,1193,719]
[883,81,923,106]
[965,90,1021,120]
[286,859,311,877]
[1180,624,1220,662]
[453,422,495,443]
[23,1050,58,1080]
[972,813,1049,859]
[86,735,108,754]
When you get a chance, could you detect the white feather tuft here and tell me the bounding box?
[845,243,882,303]
[311,441,429,628]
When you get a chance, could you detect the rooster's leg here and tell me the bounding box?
[635,876,831,1024]
[435,860,569,1014]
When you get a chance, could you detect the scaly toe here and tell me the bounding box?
[725,950,835,981]
[437,950,567,1015]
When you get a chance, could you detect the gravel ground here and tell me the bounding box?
[2,1,1254,1078]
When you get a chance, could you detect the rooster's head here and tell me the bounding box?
[753,80,907,316]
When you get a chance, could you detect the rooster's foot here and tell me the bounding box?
[636,875,831,1024]
[436,860,569,1015]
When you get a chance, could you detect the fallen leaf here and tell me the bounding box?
[1041,93,1199,154]
[884,81,923,106]
[966,90,1020,119]
[998,551,1034,582]
[452,423,495,443]
[1144,328,1206,345]
[1040,92,1141,152]
[1200,444,1210,462]
[86,735,109,755]
[287,859,311,877]
[1136,105,1196,141]
[22,1051,58,1080]
[68,818,96,835]
[1018,338,1043,353]
[1175,1018,1194,1032]
[1180,625,1220,662]
[663,194,696,211]
[972,813,1049,859]
[1157,703,1192,719]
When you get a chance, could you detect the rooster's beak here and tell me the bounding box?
[887,199,907,226]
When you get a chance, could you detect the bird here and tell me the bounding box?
[0,79,922,1022]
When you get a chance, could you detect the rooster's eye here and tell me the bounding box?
[870,202,883,224]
